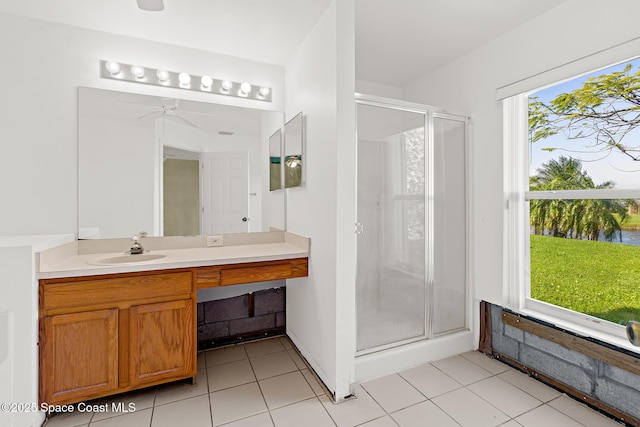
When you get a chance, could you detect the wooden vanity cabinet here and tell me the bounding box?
[39,270,196,406]
[38,257,308,406]
[40,309,119,404]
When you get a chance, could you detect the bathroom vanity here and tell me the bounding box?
[37,232,309,406]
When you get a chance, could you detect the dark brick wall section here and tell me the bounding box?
[197,287,286,349]
[197,303,204,325]
[255,287,285,315]
[204,294,249,323]
[230,314,277,335]
[490,303,640,423]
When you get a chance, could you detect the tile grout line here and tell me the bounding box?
[243,342,276,427]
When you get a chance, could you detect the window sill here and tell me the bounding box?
[514,300,640,357]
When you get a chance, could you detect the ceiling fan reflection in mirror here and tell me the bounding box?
[117,97,217,130]
[138,98,201,128]
[137,0,164,11]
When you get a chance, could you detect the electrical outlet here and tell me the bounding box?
[206,235,224,247]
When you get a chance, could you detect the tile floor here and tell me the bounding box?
[44,336,623,427]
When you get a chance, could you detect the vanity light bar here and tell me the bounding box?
[99,60,272,102]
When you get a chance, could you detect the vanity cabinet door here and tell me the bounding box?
[40,309,119,405]
[129,299,195,387]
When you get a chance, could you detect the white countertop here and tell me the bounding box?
[37,232,309,279]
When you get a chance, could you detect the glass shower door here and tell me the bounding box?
[356,102,428,353]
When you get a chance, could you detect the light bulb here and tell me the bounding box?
[221,80,233,92]
[104,61,121,75]
[239,82,252,95]
[258,87,270,97]
[156,69,170,82]
[201,75,213,89]
[131,65,145,78]
[178,72,191,85]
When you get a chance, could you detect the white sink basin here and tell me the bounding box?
[89,253,167,266]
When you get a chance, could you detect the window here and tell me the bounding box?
[505,59,640,347]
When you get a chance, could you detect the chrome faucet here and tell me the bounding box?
[128,235,145,255]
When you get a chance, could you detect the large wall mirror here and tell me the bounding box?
[78,87,285,239]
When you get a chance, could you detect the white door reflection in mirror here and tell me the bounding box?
[202,151,249,234]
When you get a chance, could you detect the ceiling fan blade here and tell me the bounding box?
[138,110,163,120]
[167,114,198,128]
[137,0,164,11]
[180,110,218,117]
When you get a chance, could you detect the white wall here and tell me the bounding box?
[402,0,640,306]
[0,13,284,236]
[355,79,403,99]
[284,0,356,400]
[0,235,75,427]
[79,115,156,238]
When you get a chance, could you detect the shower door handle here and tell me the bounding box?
[355,222,364,235]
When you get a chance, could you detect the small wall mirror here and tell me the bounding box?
[284,112,304,188]
[269,129,282,191]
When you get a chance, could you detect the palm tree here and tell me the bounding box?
[529,156,628,241]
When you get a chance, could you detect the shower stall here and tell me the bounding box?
[355,94,470,370]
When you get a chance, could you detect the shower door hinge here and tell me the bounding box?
[355,222,364,234]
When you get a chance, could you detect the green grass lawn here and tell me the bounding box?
[530,234,640,325]
[620,213,640,230]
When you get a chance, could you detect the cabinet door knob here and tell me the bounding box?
[242,217,248,222]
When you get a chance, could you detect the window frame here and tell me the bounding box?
[503,94,640,353]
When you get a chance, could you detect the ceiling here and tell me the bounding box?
[0,0,564,87]
[81,87,267,138]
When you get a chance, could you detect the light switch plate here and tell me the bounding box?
[206,235,223,247]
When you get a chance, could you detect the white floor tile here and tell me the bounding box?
[269,397,336,427]
[286,349,308,370]
[432,387,510,427]
[467,376,542,418]
[210,382,268,426]
[92,386,156,422]
[155,368,208,406]
[547,395,622,427]
[218,412,274,427]
[515,404,584,427]
[151,394,212,427]
[360,374,426,413]
[318,385,385,427]
[497,370,561,403]
[279,336,294,350]
[208,358,256,392]
[391,401,459,427]
[244,338,286,357]
[45,409,94,427]
[301,368,327,396]
[357,416,399,427]
[91,408,153,427]
[399,363,462,398]
[259,371,315,410]
[58,337,626,427]
[431,355,493,386]
[250,350,298,380]
[460,351,512,375]
[204,345,247,367]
